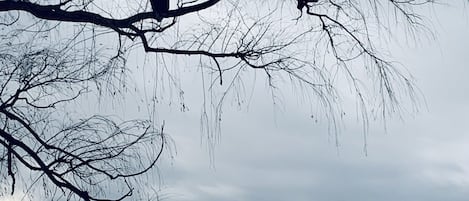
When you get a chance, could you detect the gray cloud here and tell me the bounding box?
[151,3,469,201]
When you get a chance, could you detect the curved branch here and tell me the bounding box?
[0,0,221,29]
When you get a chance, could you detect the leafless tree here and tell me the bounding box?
[0,32,165,200]
[0,0,444,200]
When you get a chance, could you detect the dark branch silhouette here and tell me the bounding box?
[0,0,441,200]
[0,40,166,200]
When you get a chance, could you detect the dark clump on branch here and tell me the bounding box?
[150,0,170,22]
[297,0,318,10]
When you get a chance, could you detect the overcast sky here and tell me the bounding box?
[150,3,469,201]
[1,2,468,201]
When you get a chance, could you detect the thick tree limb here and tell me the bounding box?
[0,0,221,24]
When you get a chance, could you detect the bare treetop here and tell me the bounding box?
[0,0,440,200]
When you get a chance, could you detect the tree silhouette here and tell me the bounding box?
[0,35,165,200]
[0,0,440,200]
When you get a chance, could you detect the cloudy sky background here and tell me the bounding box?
[1,1,468,201]
[150,2,469,201]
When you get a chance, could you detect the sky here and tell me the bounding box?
[1,1,469,201]
[150,3,469,201]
